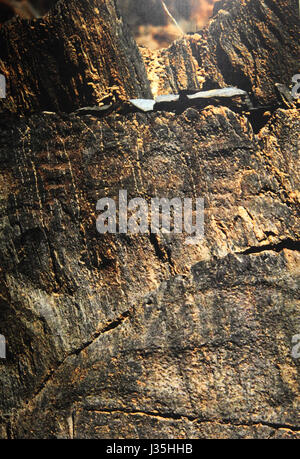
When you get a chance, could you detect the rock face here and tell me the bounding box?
[0,0,299,439]
[0,0,151,115]
[141,0,299,103]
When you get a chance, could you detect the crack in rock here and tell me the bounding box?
[238,238,300,255]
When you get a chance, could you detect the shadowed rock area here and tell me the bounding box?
[0,0,299,439]
[0,0,151,115]
[141,0,299,103]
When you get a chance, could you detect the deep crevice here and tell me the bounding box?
[72,310,131,356]
[238,238,300,255]
[149,233,168,263]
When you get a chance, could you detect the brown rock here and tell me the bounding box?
[0,0,299,439]
[142,0,299,103]
[0,0,151,115]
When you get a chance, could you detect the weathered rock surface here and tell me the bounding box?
[0,105,299,438]
[142,0,299,103]
[0,0,151,115]
[0,0,299,439]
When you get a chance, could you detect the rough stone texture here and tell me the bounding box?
[141,0,299,102]
[0,0,151,115]
[0,106,299,438]
[0,0,299,440]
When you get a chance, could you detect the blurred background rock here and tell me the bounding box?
[0,0,217,48]
[0,0,55,21]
